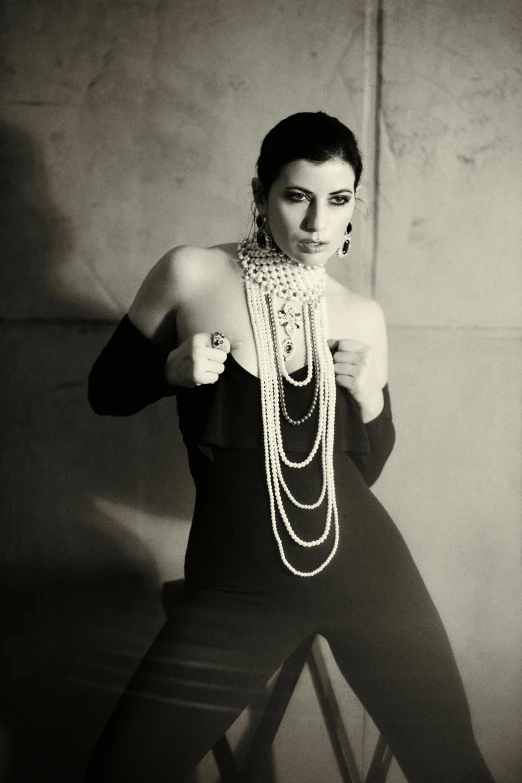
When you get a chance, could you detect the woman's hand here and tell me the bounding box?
[165,333,241,388]
[327,338,384,423]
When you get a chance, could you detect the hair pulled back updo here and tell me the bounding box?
[256,111,363,194]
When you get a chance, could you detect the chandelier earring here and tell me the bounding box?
[336,223,353,257]
[256,214,274,252]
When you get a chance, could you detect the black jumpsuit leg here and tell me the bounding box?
[85,590,306,783]
[323,523,495,783]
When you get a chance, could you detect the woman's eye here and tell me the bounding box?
[285,192,350,206]
[286,192,308,203]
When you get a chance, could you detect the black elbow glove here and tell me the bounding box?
[88,315,179,416]
[352,385,396,487]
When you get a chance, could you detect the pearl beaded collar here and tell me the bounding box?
[238,239,339,577]
[238,239,327,301]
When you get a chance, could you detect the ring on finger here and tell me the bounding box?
[211,331,225,349]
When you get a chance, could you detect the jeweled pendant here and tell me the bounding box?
[277,302,302,332]
[282,338,295,361]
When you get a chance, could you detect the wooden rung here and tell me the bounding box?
[213,734,239,782]
[308,639,363,783]
[365,734,393,783]
[238,635,315,782]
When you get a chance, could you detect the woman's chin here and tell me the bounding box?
[295,248,332,267]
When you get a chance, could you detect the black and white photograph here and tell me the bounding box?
[1,1,521,782]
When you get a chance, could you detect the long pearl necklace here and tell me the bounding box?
[238,239,339,577]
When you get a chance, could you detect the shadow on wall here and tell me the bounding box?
[0,119,196,580]
[0,117,124,320]
[1,119,74,318]
[1,120,269,782]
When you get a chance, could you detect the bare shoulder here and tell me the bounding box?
[128,244,232,343]
[156,244,232,289]
[326,277,386,330]
[347,289,384,324]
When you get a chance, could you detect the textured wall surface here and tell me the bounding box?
[377,328,522,783]
[1,0,521,782]
[373,3,522,782]
[0,0,375,320]
[377,0,522,328]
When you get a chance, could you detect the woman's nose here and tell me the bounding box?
[305,201,328,233]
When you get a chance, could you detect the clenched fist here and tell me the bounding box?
[166,333,241,388]
[327,337,384,423]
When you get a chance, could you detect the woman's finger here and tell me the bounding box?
[335,365,356,383]
[206,346,228,363]
[202,371,220,384]
[207,360,226,374]
[337,337,369,352]
[333,371,357,395]
[208,333,243,353]
[193,357,225,382]
[333,362,357,377]
[333,350,362,364]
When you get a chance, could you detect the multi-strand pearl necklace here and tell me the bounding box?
[237,239,339,577]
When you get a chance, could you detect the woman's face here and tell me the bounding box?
[259,157,357,266]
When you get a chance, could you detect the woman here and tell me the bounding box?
[86,112,495,782]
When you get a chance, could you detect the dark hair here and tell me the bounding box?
[256,111,363,193]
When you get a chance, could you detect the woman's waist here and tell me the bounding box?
[190,446,370,517]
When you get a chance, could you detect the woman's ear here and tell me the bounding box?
[251,177,267,214]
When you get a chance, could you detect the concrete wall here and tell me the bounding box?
[1,1,521,782]
[374,4,522,781]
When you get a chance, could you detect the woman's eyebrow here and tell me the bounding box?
[285,185,353,195]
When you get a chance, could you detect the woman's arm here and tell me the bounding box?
[88,247,236,415]
[87,249,182,416]
[329,297,388,422]
[127,247,190,348]
[87,314,179,416]
[352,386,396,486]
[329,297,395,485]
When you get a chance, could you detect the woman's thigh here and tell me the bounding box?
[324,545,492,783]
[85,591,305,783]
